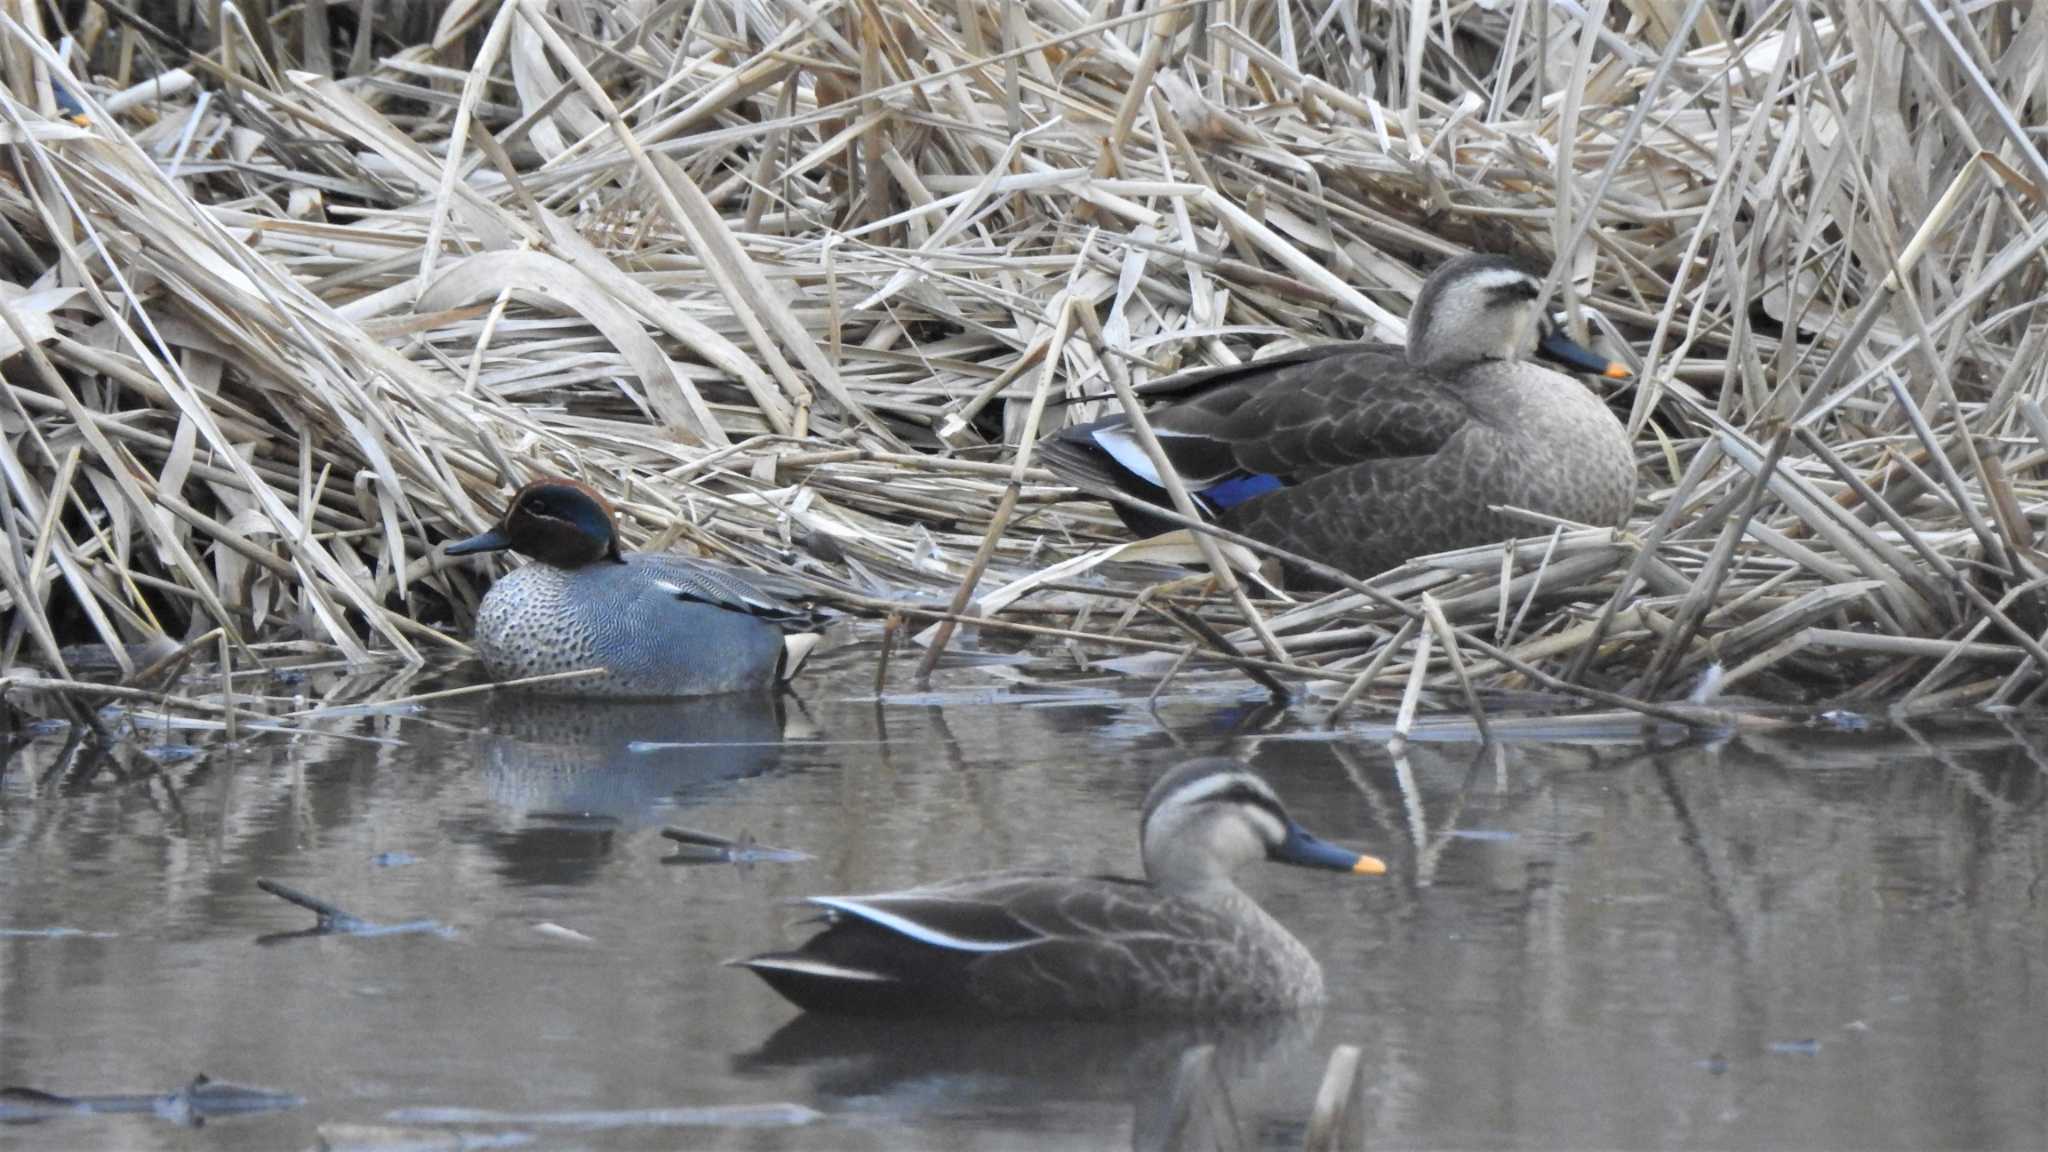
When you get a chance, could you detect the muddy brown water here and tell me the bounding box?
[1,646,2044,1149]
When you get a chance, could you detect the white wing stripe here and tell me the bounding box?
[744,956,893,982]
[811,896,1038,953]
[1091,426,1164,488]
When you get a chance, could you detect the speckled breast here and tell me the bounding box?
[1501,375,1637,529]
[469,564,610,689]
[467,559,787,698]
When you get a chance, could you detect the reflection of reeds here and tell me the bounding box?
[1163,1041,1366,1151]
[6,2,2048,714]
[1304,1044,1365,1152]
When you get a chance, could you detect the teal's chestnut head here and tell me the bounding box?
[445,478,624,568]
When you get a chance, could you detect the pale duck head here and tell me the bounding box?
[1405,253,1632,380]
[444,477,625,569]
[1138,758,1386,896]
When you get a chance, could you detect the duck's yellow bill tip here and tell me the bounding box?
[1352,854,1388,876]
[1603,362,1634,380]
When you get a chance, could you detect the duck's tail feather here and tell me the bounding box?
[778,633,821,683]
[731,952,945,1016]
[730,953,893,983]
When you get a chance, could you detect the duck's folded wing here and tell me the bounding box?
[1125,341,1393,401]
[1061,345,1475,496]
[907,878,1270,1008]
[737,878,1294,1016]
[731,886,1051,1015]
[959,881,1276,1015]
[630,554,824,631]
[1160,351,1476,477]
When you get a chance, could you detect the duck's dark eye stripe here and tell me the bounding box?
[1486,280,1541,305]
[1197,782,1288,825]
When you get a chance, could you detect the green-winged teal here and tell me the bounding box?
[445,478,822,698]
[733,758,1385,1018]
[1040,254,1636,583]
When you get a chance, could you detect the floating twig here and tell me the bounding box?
[253,878,452,943]
[659,826,811,867]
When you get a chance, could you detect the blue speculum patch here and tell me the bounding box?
[1200,473,1286,508]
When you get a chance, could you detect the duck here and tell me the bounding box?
[1039,253,1637,585]
[443,477,823,698]
[732,757,1386,1018]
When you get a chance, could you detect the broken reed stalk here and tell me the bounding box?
[218,631,236,747]
[1321,618,1418,728]
[1389,625,1433,754]
[282,667,609,717]
[1421,595,1491,746]
[0,675,233,715]
[0,1,2045,718]
[1154,601,1289,703]
[913,288,1074,682]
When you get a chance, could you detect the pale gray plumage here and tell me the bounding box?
[469,552,807,697]
[733,758,1386,1018]
[1041,253,1637,585]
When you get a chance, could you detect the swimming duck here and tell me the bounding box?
[733,758,1386,1018]
[444,478,822,698]
[1040,254,1636,584]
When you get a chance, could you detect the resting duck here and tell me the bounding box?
[1040,253,1636,583]
[733,758,1386,1018]
[444,478,822,697]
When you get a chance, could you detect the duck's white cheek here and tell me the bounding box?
[1247,809,1287,846]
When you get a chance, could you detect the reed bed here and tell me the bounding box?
[3,0,2047,719]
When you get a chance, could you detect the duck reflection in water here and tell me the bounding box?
[471,691,800,885]
[735,1010,1320,1152]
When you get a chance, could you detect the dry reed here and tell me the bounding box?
[3,0,2048,722]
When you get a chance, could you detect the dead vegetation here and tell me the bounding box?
[3,0,2048,722]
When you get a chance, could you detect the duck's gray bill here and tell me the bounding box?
[1537,325,1632,379]
[1273,824,1388,875]
[444,528,512,556]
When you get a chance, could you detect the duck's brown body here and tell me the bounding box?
[742,873,1326,1019]
[735,759,1387,1019]
[1200,349,1633,580]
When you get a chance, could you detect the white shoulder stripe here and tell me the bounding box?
[811,896,1039,954]
[1091,426,1164,488]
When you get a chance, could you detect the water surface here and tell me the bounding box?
[2,648,2044,1149]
